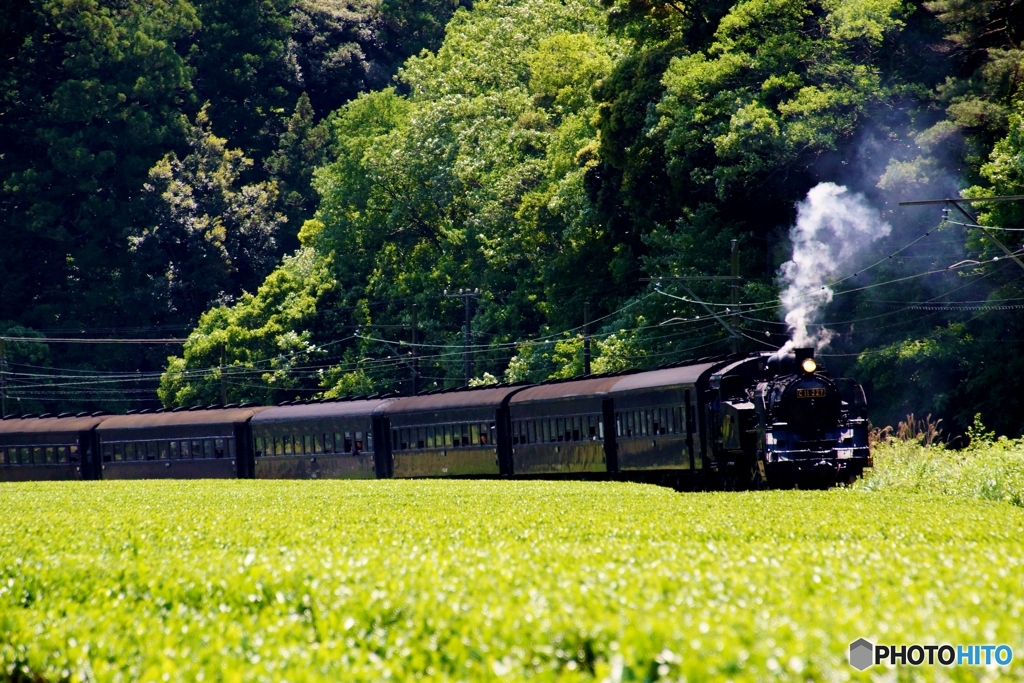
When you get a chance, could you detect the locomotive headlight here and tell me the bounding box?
[801,358,817,374]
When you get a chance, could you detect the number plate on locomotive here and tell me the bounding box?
[796,388,827,398]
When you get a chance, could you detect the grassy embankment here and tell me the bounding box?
[858,415,1024,506]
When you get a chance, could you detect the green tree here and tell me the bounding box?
[0,0,199,329]
[135,108,287,322]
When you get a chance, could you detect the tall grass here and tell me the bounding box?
[855,414,1024,506]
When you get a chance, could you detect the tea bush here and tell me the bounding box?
[1,481,1022,681]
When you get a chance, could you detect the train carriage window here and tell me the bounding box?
[189,440,201,459]
[321,433,331,453]
[572,416,582,441]
[112,443,123,461]
[159,442,170,460]
[367,432,373,452]
[284,435,294,456]
[1,448,8,465]
[666,408,675,434]
[215,438,226,459]
[44,446,54,464]
[171,441,181,459]
[425,426,434,449]
[203,440,214,459]
[652,409,662,435]
[599,416,605,439]
[587,415,596,438]
[354,432,364,454]
[101,443,112,463]
[524,420,533,444]
[482,423,492,446]
[467,423,478,446]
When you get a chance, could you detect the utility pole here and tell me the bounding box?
[220,344,228,405]
[411,305,420,395]
[0,337,7,417]
[444,289,480,386]
[730,239,740,354]
[583,302,592,375]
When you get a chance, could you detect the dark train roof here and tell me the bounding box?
[0,415,111,436]
[96,406,270,431]
[610,360,727,394]
[509,375,628,404]
[252,398,396,423]
[382,385,527,415]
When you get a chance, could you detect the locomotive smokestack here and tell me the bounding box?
[794,347,817,374]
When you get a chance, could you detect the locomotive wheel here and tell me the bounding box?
[722,457,766,491]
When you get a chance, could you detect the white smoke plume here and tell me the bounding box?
[777,183,891,355]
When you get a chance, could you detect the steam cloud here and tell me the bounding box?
[777,183,891,355]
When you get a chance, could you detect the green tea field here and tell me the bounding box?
[1,480,1022,681]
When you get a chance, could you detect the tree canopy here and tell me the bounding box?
[4,0,1024,436]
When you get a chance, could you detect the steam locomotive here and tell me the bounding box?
[0,349,870,489]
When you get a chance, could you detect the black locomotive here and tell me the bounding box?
[0,349,870,489]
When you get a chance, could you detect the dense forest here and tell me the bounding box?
[2,0,1023,437]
